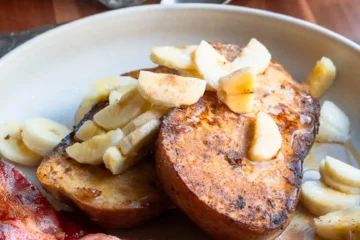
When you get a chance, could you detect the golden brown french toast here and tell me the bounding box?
[37,101,172,228]
[156,43,320,239]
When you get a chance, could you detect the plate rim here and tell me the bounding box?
[0,3,359,69]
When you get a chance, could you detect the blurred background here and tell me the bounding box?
[0,0,359,52]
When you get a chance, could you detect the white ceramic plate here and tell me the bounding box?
[0,4,359,239]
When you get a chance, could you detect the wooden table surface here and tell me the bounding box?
[0,0,360,44]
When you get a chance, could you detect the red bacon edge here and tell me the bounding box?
[0,160,120,240]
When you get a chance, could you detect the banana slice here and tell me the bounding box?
[137,71,206,107]
[22,118,71,156]
[218,67,256,95]
[218,90,255,114]
[122,107,170,135]
[231,38,271,74]
[320,162,360,194]
[92,76,137,93]
[315,207,360,240]
[75,76,137,124]
[151,45,197,69]
[323,156,360,188]
[193,40,231,91]
[119,119,161,155]
[316,101,350,143]
[66,129,124,165]
[0,121,41,166]
[301,180,360,216]
[217,67,256,114]
[109,85,137,105]
[75,120,106,142]
[94,88,151,130]
[103,146,137,175]
[248,112,282,161]
[305,57,336,98]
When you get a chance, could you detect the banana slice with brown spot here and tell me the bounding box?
[315,207,360,240]
[22,118,71,156]
[0,121,41,166]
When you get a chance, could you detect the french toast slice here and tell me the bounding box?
[156,43,320,239]
[37,101,172,228]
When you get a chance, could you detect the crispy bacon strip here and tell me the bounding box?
[0,160,119,240]
[0,160,64,239]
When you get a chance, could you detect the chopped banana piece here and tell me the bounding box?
[109,85,137,105]
[217,67,256,114]
[319,156,360,194]
[137,71,206,107]
[301,180,360,216]
[320,162,360,194]
[316,101,350,143]
[314,207,360,240]
[75,120,106,141]
[193,40,231,91]
[151,45,197,69]
[22,118,71,156]
[75,76,137,124]
[66,129,124,165]
[248,112,282,161]
[324,156,360,187]
[218,67,256,95]
[122,107,170,135]
[119,119,161,155]
[92,76,137,95]
[103,146,137,175]
[231,38,271,74]
[0,121,41,166]
[94,88,151,130]
[218,90,254,114]
[305,57,336,98]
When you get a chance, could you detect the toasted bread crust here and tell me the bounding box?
[37,102,172,228]
[156,44,320,239]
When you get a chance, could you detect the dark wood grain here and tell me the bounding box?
[232,0,316,23]
[0,0,359,43]
[0,0,56,32]
[307,0,360,42]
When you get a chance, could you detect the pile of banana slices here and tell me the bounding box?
[300,95,359,238]
[0,118,71,166]
[67,77,170,175]
[301,155,360,240]
[65,39,278,173]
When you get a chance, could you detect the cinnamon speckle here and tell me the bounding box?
[236,196,246,209]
